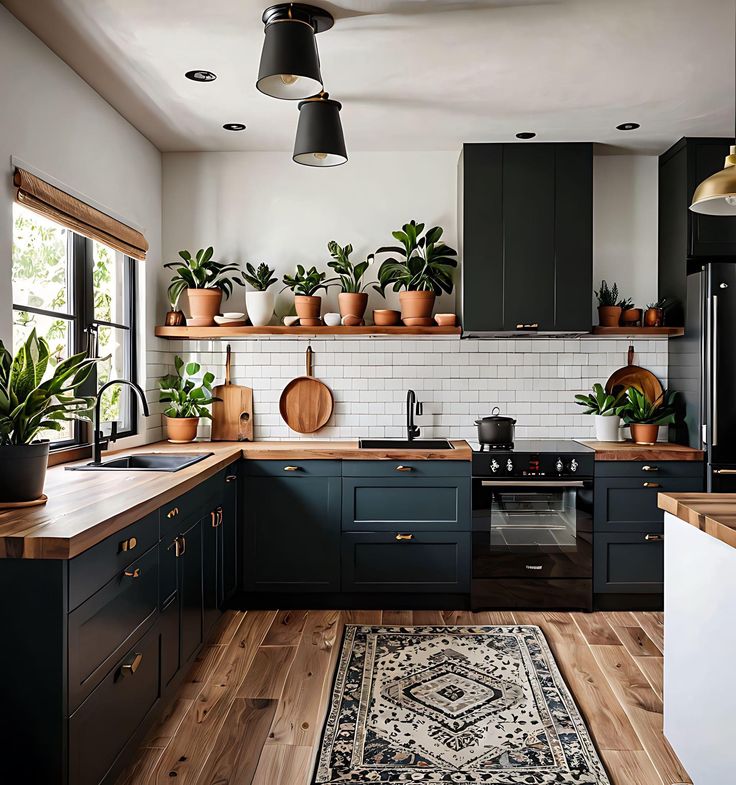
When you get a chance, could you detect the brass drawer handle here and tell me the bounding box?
[641,465,659,472]
[395,465,414,472]
[283,465,300,472]
[123,568,141,579]
[642,482,661,488]
[211,507,223,528]
[395,533,414,541]
[120,652,143,677]
[225,474,237,482]
[714,468,736,474]
[217,507,223,527]
[211,510,217,528]
[166,507,179,519]
[645,533,663,542]
[174,535,186,558]
[119,536,137,553]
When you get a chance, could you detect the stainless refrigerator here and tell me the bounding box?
[670,262,736,491]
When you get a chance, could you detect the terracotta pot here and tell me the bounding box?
[598,305,622,327]
[338,292,368,323]
[399,290,436,321]
[164,416,200,443]
[164,310,186,327]
[0,441,50,502]
[187,288,222,327]
[621,308,643,326]
[294,295,322,327]
[373,309,401,326]
[630,423,660,445]
[435,313,457,327]
[644,307,663,327]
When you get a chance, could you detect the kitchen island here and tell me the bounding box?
[657,493,736,785]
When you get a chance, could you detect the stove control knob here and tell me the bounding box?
[506,458,514,473]
[490,459,500,473]
[555,458,563,473]
[570,458,578,473]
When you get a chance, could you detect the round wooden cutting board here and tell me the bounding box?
[279,346,334,433]
[605,344,663,402]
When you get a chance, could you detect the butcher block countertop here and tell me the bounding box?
[578,440,705,461]
[658,493,736,550]
[0,439,471,560]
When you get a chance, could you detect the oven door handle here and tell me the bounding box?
[480,480,587,488]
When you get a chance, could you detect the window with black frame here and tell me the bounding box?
[11,203,137,448]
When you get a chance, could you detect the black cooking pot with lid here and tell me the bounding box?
[475,407,516,446]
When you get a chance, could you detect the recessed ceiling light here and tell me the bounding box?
[223,123,246,131]
[516,132,536,140]
[185,70,217,82]
[616,122,640,131]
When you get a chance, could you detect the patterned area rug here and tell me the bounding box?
[313,625,610,784]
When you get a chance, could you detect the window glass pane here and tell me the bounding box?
[12,203,70,313]
[93,240,127,325]
[12,311,73,443]
[97,325,130,433]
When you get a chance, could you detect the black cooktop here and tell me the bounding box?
[469,439,594,454]
[470,439,594,478]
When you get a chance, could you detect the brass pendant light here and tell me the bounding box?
[690,18,736,215]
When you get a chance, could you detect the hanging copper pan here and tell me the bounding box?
[605,344,663,402]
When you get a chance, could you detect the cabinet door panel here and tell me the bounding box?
[243,473,341,591]
[220,470,239,605]
[180,519,203,666]
[594,533,663,593]
[202,506,220,638]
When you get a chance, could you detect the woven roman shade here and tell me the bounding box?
[13,168,148,260]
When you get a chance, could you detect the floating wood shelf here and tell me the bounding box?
[590,326,684,337]
[154,325,463,339]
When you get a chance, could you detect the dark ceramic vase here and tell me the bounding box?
[0,440,50,502]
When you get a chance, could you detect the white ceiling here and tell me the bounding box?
[3,0,734,154]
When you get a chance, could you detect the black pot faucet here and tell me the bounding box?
[406,389,423,442]
[92,379,150,464]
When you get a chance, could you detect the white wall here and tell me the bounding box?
[593,155,659,312]
[0,6,164,441]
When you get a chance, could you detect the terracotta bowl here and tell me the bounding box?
[373,309,401,326]
[402,316,434,327]
[435,313,457,327]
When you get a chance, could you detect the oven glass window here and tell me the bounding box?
[490,489,578,550]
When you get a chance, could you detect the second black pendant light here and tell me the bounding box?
[257,3,347,166]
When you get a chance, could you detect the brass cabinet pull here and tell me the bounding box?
[119,536,137,553]
[283,465,300,472]
[395,533,414,541]
[166,507,179,519]
[641,465,659,472]
[123,567,141,579]
[714,468,736,474]
[225,474,237,482]
[211,510,217,528]
[174,535,186,558]
[217,507,223,527]
[642,482,661,488]
[395,465,414,472]
[211,507,223,528]
[120,652,143,677]
[645,533,664,542]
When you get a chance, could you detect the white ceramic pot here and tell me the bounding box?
[246,290,275,327]
[594,414,622,442]
[323,312,341,327]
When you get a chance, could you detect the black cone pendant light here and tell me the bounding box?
[256,3,334,100]
[293,93,348,167]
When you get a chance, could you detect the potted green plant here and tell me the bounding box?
[622,387,678,445]
[374,220,457,324]
[242,262,278,327]
[159,356,218,443]
[644,298,666,327]
[326,240,374,324]
[164,247,244,327]
[0,330,98,502]
[282,265,336,326]
[574,383,628,442]
[594,280,621,327]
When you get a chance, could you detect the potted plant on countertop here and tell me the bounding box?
[164,247,244,327]
[242,262,278,327]
[644,298,666,327]
[374,220,457,325]
[159,356,219,443]
[282,265,336,326]
[326,240,374,325]
[574,383,628,442]
[594,280,621,327]
[622,387,678,445]
[0,330,98,503]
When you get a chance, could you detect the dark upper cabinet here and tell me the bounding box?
[658,137,736,325]
[460,142,593,334]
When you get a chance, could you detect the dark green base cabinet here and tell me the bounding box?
[0,465,238,785]
[593,460,703,608]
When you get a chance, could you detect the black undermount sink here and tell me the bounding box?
[359,439,454,450]
[68,452,214,472]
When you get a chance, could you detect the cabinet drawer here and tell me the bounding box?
[594,475,704,533]
[68,545,158,711]
[242,459,341,477]
[594,532,664,594]
[595,460,704,478]
[341,531,470,593]
[342,460,470,478]
[342,477,471,531]
[69,622,159,785]
[160,472,222,540]
[69,512,158,610]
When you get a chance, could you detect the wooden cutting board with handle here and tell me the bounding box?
[605,343,664,403]
[211,344,254,441]
[279,346,333,434]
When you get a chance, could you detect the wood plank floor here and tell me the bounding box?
[115,610,689,785]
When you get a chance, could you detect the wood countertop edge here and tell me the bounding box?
[658,493,736,550]
[0,439,472,559]
[577,440,705,461]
